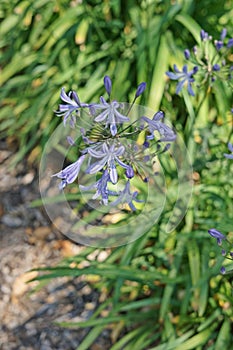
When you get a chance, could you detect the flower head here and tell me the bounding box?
[166,64,198,96]
[51,75,178,211]
[167,28,233,94]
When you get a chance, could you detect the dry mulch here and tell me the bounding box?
[0,144,111,350]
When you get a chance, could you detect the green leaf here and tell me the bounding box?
[215,319,231,350]
[175,13,201,42]
[77,325,105,350]
[175,325,217,350]
[148,34,170,111]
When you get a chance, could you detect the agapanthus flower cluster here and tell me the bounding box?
[166,28,233,96]
[208,228,233,274]
[52,76,176,210]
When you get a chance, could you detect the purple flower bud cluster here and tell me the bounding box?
[208,229,233,274]
[166,28,233,96]
[52,76,176,210]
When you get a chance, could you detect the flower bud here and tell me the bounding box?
[221,28,227,40]
[220,266,226,274]
[227,38,233,48]
[184,49,190,60]
[213,64,220,71]
[104,75,112,96]
[126,166,134,179]
[135,82,146,98]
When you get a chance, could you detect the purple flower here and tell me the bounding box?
[86,142,128,184]
[224,142,233,159]
[90,97,129,136]
[52,155,86,189]
[55,88,87,127]
[166,64,198,96]
[79,169,110,205]
[110,180,143,211]
[104,75,112,96]
[208,228,226,245]
[135,82,146,98]
[141,111,176,142]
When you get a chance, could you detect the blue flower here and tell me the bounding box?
[166,64,198,96]
[141,111,176,142]
[86,141,128,184]
[89,97,129,136]
[208,228,226,245]
[110,180,143,211]
[52,154,86,189]
[55,88,88,127]
[79,169,111,205]
[224,142,233,159]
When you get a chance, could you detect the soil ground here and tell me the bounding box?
[0,144,111,350]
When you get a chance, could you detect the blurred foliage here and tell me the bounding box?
[1,0,233,349]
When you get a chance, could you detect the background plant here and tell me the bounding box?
[1,0,233,349]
